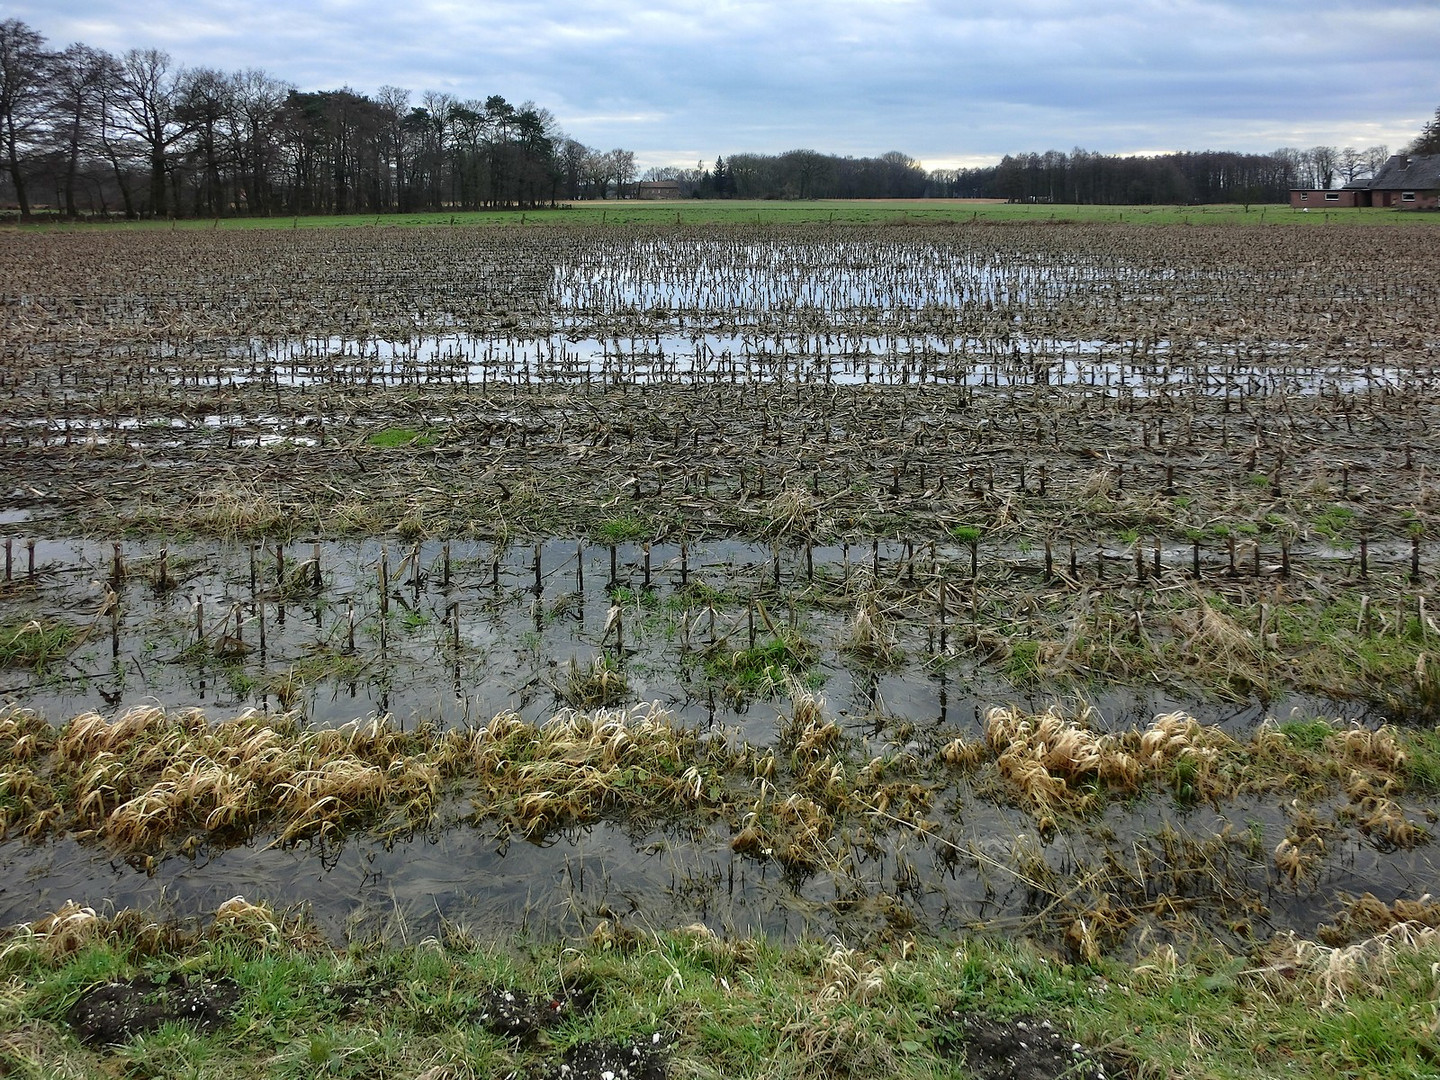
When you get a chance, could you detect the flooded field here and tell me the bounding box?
[2,221,1439,957]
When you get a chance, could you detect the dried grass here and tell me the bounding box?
[1258,922,1440,1007]
[981,704,1245,817]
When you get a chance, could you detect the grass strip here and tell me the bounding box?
[1,897,1438,1079]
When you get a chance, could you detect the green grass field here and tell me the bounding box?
[11,198,1438,232]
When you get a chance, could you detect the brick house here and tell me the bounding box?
[1365,154,1440,209]
[1290,154,1440,209]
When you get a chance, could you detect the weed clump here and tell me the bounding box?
[366,426,434,449]
[594,514,650,543]
[562,655,631,709]
[704,636,816,701]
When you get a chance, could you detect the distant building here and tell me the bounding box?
[635,181,682,200]
[1290,154,1440,210]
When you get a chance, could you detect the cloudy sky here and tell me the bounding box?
[10,0,1438,172]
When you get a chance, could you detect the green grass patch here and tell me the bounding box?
[1278,718,1335,752]
[0,618,77,673]
[593,514,651,544]
[608,585,661,610]
[1005,639,1044,684]
[704,637,816,698]
[1311,503,1356,543]
[365,426,435,449]
[26,200,1440,233]
[1398,727,1440,791]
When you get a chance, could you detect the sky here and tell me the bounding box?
[8,0,1438,173]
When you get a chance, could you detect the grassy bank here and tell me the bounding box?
[2,897,1437,1079]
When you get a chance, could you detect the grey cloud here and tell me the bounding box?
[12,0,1437,165]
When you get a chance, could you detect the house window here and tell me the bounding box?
[1300,192,1309,201]
[1402,192,1416,202]
[1324,192,1340,201]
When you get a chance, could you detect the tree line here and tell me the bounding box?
[643,150,931,200]
[644,143,1410,206]
[929,145,1397,205]
[646,112,1440,206]
[0,18,638,218]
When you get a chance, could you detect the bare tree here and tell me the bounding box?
[177,67,235,216]
[49,43,111,217]
[1339,146,1365,185]
[581,147,611,198]
[111,48,193,217]
[231,69,290,215]
[556,136,589,200]
[608,148,636,199]
[0,19,50,217]
[1305,145,1339,189]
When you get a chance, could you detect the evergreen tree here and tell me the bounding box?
[1411,106,1440,155]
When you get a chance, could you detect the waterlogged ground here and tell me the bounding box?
[2,221,1439,972]
[0,534,1369,728]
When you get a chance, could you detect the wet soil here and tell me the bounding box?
[945,1014,1110,1080]
[540,1037,669,1080]
[67,973,240,1045]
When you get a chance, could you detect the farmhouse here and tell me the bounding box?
[1289,153,1440,209]
[635,181,682,200]
[1366,153,1440,208]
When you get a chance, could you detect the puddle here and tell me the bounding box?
[35,330,1417,397]
[1,787,1430,949]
